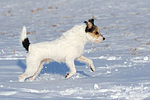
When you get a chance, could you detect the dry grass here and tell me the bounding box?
[146,41,150,45]
[27,31,36,34]
[30,8,43,13]
[52,25,57,27]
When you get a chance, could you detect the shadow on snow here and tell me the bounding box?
[17,60,89,78]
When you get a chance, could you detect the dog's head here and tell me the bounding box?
[84,19,105,43]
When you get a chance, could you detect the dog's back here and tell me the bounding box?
[28,24,87,62]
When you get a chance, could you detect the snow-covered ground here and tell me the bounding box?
[0,0,150,99]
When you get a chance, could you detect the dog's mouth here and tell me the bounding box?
[95,37,105,43]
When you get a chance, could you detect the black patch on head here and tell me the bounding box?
[88,19,94,25]
[84,18,96,33]
[95,32,99,35]
[22,38,30,51]
[85,25,96,33]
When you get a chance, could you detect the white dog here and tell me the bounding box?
[19,19,105,82]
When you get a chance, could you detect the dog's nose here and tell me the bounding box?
[103,37,105,40]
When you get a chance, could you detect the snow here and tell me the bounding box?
[0,0,150,99]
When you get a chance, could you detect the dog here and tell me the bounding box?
[19,18,105,82]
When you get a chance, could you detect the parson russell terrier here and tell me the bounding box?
[19,19,105,82]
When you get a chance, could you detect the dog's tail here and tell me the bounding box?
[21,26,30,51]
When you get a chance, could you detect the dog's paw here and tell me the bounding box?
[65,73,70,79]
[90,65,95,72]
[65,70,76,79]
[29,76,34,81]
[18,75,25,82]
[90,67,95,72]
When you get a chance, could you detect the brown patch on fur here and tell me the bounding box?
[29,58,52,80]
[89,33,100,39]
[90,67,95,72]
[42,58,52,63]
[65,73,69,79]
[89,26,101,39]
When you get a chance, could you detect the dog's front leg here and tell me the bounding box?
[65,59,76,79]
[76,56,95,72]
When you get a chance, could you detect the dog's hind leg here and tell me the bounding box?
[29,62,43,81]
[65,59,76,79]
[19,70,37,82]
[18,61,41,82]
[29,58,52,81]
[76,56,95,72]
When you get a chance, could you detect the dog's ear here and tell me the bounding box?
[84,21,93,29]
[88,18,94,25]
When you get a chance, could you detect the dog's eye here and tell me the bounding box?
[95,32,99,35]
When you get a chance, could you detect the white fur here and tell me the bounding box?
[19,24,104,82]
